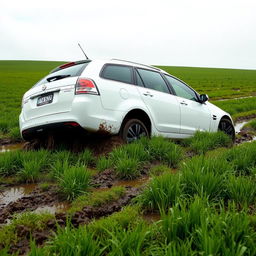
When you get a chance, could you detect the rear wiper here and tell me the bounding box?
[46,74,71,82]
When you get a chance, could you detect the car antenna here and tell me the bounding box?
[78,43,89,60]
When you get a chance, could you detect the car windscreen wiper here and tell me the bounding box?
[46,74,71,82]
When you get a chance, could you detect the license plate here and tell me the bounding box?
[37,93,53,106]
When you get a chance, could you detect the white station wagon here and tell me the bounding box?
[19,59,235,142]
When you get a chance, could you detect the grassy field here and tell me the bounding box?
[1,61,256,254]
[0,61,63,140]
[0,134,256,255]
[159,66,256,100]
[0,61,256,141]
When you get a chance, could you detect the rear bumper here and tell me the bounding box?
[19,95,123,140]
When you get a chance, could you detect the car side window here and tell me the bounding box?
[136,68,170,94]
[101,65,132,84]
[164,75,198,101]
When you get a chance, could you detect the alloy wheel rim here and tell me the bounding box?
[126,123,146,142]
[220,121,234,136]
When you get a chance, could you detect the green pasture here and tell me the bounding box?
[0,61,255,140]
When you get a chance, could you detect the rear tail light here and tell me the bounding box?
[75,78,99,95]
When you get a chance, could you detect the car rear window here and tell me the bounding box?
[34,62,90,87]
[101,64,133,84]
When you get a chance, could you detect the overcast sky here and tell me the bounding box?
[1,0,256,69]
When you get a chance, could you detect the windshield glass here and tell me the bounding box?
[34,62,90,87]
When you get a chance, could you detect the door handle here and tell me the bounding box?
[143,92,153,97]
[180,101,188,106]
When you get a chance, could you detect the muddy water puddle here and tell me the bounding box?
[0,184,37,206]
[142,212,161,223]
[114,176,150,187]
[0,143,24,153]
[235,121,248,133]
[34,202,70,214]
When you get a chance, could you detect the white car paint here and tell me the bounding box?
[19,59,233,140]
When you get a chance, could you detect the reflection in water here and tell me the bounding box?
[0,184,37,206]
[0,143,24,153]
[34,202,70,214]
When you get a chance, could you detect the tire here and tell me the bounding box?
[121,118,149,143]
[218,118,235,142]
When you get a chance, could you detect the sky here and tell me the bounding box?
[0,0,256,69]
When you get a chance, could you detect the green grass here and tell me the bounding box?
[147,137,183,168]
[1,61,255,141]
[137,172,183,211]
[158,66,256,100]
[213,97,256,121]
[58,165,91,200]
[0,212,53,250]
[0,61,64,139]
[69,186,126,212]
[226,175,256,206]
[149,164,172,176]
[182,131,232,154]
[244,118,256,131]
[47,224,103,256]
[115,157,140,180]
[224,141,256,174]
[96,156,112,172]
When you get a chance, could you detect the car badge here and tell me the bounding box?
[42,85,47,91]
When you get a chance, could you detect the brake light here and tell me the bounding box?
[59,62,75,69]
[75,78,99,95]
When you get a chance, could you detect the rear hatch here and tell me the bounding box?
[22,61,90,121]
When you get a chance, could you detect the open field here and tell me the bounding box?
[0,133,256,255]
[0,61,256,141]
[159,66,256,100]
[0,61,63,141]
[0,60,256,254]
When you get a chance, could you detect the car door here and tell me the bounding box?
[164,75,211,134]
[135,68,181,133]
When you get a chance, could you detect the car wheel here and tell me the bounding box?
[218,118,235,142]
[121,119,149,143]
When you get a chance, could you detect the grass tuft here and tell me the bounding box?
[58,166,91,201]
[183,131,232,154]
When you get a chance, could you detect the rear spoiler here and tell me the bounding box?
[49,60,91,74]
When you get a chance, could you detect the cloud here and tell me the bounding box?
[0,0,256,69]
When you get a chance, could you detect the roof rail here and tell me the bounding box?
[111,59,161,71]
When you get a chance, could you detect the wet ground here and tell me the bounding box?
[0,143,24,153]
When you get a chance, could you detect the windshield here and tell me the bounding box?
[34,62,90,87]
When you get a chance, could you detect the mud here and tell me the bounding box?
[0,184,37,207]
[114,176,149,187]
[5,187,140,255]
[92,169,117,188]
[0,185,61,224]
[0,138,23,147]
[0,143,25,153]
[234,118,256,144]
[142,212,161,223]
[235,113,256,123]
[23,134,124,155]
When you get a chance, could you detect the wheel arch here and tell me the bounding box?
[218,115,233,128]
[119,109,152,135]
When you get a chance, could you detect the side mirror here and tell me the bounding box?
[199,94,209,103]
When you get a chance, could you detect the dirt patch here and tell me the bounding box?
[23,134,124,155]
[5,187,140,255]
[0,143,25,153]
[0,138,23,147]
[235,113,256,123]
[0,186,61,224]
[236,128,256,144]
[92,169,117,188]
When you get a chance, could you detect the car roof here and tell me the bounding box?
[109,58,168,73]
